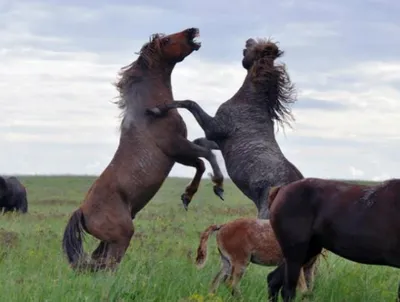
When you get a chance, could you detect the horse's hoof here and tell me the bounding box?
[181,194,190,211]
[213,186,224,201]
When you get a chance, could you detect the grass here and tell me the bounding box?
[0,176,397,302]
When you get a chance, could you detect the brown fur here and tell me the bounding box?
[195,218,324,297]
[267,177,400,301]
[62,28,224,272]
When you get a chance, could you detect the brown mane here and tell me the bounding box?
[248,38,297,129]
[112,33,166,127]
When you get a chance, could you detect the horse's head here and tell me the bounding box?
[241,38,283,71]
[138,28,201,68]
[241,38,296,129]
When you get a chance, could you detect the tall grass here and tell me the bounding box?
[0,176,396,301]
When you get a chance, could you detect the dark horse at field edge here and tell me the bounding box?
[147,38,303,219]
[267,177,400,302]
[62,28,224,272]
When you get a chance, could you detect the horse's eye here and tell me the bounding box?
[162,38,170,45]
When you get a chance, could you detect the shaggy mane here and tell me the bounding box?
[249,38,297,129]
[113,33,165,114]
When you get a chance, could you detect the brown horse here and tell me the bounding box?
[62,28,224,272]
[146,38,303,219]
[267,178,400,302]
[195,218,324,297]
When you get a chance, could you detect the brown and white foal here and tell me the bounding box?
[195,218,324,296]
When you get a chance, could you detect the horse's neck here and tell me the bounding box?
[121,75,173,130]
[229,76,271,107]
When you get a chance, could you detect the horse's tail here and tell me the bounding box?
[62,208,86,268]
[195,224,223,268]
[268,186,282,209]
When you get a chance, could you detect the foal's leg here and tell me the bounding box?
[228,262,247,297]
[147,100,230,140]
[210,253,231,294]
[174,157,206,210]
[302,255,319,291]
[296,268,308,294]
[167,137,224,204]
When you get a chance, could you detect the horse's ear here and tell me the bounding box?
[245,38,256,49]
[0,177,7,199]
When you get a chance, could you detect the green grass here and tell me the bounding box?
[0,176,397,302]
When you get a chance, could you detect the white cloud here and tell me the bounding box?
[349,166,364,178]
[0,0,400,181]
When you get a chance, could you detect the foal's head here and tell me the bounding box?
[241,38,297,128]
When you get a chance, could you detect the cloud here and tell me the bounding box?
[0,0,399,181]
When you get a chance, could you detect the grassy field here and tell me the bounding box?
[0,176,398,302]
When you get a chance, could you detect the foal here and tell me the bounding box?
[147,38,303,219]
[196,218,323,296]
[267,178,400,302]
[62,28,224,272]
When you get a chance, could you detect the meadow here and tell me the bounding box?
[0,176,398,302]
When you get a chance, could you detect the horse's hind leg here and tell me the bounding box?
[174,157,205,210]
[84,211,134,271]
[210,253,231,294]
[169,137,224,202]
[91,241,109,261]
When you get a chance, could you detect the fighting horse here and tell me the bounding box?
[147,38,302,218]
[267,178,400,301]
[62,28,224,272]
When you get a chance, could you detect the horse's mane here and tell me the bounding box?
[113,33,165,113]
[248,38,297,129]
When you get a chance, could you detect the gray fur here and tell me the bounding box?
[147,38,304,218]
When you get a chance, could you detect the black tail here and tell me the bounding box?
[62,208,86,267]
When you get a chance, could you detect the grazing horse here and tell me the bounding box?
[195,218,324,297]
[146,38,303,219]
[62,28,224,272]
[0,176,28,214]
[267,178,400,302]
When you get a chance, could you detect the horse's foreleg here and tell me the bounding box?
[174,157,206,210]
[146,100,228,140]
[170,137,224,206]
[192,137,220,150]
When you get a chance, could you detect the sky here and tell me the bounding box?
[1,0,400,180]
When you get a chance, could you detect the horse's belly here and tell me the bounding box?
[318,219,397,266]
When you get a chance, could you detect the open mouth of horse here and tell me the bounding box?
[187,28,201,50]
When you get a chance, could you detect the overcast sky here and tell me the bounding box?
[1,0,399,180]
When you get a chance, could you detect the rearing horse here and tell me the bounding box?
[62,28,224,272]
[147,38,303,219]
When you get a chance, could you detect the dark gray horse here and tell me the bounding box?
[0,176,28,214]
[146,38,303,219]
